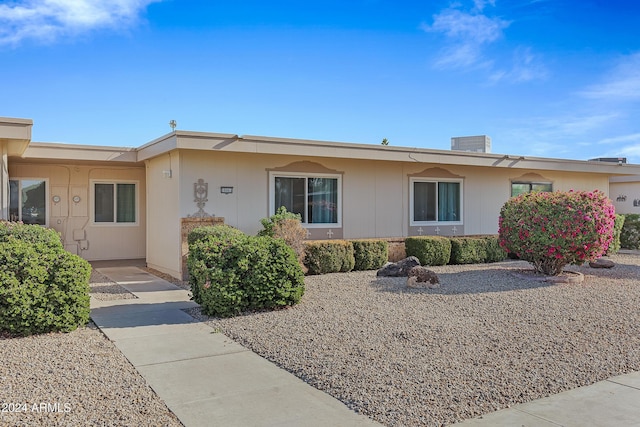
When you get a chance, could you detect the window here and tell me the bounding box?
[511,182,552,197]
[9,179,47,225]
[93,182,137,224]
[410,178,462,225]
[270,173,340,226]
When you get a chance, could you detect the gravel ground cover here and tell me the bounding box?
[189,254,640,427]
[1,272,182,427]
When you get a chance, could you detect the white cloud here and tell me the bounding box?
[489,46,548,83]
[579,53,640,101]
[597,132,640,145]
[424,8,509,45]
[0,0,159,45]
[423,2,545,83]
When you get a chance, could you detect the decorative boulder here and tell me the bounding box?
[377,256,421,277]
[406,266,440,289]
[589,258,615,269]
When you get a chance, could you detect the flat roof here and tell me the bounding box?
[9,123,640,176]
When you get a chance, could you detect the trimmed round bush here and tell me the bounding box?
[351,240,389,271]
[304,240,355,275]
[483,236,508,263]
[187,224,244,245]
[187,231,304,318]
[620,214,640,250]
[499,190,615,276]
[449,237,486,264]
[405,236,451,266]
[0,223,91,336]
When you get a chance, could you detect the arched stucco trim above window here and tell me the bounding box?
[268,161,343,175]
[511,172,552,183]
[409,167,464,179]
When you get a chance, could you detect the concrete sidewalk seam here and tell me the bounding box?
[605,378,640,391]
[134,349,252,368]
[514,408,565,426]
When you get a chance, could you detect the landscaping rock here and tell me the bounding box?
[377,256,420,277]
[589,258,615,269]
[406,266,440,289]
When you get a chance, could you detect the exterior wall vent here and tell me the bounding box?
[451,135,491,153]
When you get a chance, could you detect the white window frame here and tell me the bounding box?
[511,181,553,197]
[8,177,49,227]
[90,180,139,226]
[410,177,463,226]
[269,171,342,228]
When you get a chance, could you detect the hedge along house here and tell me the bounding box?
[3,116,640,280]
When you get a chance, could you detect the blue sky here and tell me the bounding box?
[2,0,640,162]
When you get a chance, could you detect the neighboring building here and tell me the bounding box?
[2,116,639,279]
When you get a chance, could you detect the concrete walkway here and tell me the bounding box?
[89,265,380,427]
[452,371,640,426]
[90,265,640,427]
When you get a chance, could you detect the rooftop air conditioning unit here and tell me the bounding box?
[451,135,491,153]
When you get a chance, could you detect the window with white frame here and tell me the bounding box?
[93,182,137,224]
[9,179,47,225]
[410,178,462,225]
[511,182,552,197]
[270,172,341,226]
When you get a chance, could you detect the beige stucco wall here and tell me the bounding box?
[170,150,611,240]
[8,162,146,260]
[145,151,182,278]
[610,178,640,214]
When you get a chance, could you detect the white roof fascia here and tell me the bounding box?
[23,142,139,163]
[0,117,33,156]
[182,132,640,176]
[136,131,238,161]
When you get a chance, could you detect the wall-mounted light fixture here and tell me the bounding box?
[220,186,234,194]
[72,195,81,203]
[52,195,61,203]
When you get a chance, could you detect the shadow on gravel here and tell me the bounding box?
[370,269,561,295]
[371,254,640,295]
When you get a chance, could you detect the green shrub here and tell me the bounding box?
[187,224,244,245]
[304,240,355,275]
[620,214,640,250]
[449,237,486,264]
[0,220,63,249]
[0,223,90,336]
[483,235,508,263]
[607,214,625,255]
[187,232,304,317]
[405,236,451,266]
[258,207,307,266]
[187,226,246,306]
[351,239,389,271]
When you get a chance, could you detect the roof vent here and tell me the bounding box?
[451,135,491,153]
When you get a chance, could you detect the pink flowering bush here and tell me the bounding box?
[498,190,616,276]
